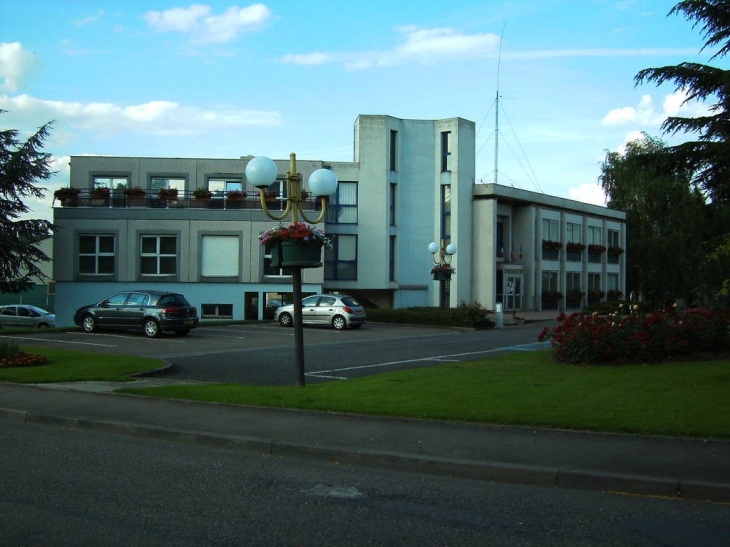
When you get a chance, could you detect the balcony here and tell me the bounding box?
[52,189,322,213]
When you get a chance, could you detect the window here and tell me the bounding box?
[79,235,115,275]
[150,177,184,192]
[441,185,452,240]
[389,235,396,281]
[324,234,357,280]
[542,218,560,241]
[566,222,581,243]
[201,235,239,277]
[208,178,242,198]
[389,183,397,226]
[496,220,504,256]
[263,243,292,276]
[390,130,397,172]
[608,229,620,248]
[588,226,602,245]
[607,273,619,292]
[542,270,559,292]
[201,304,233,319]
[93,176,128,193]
[325,182,357,224]
[441,131,452,172]
[566,272,581,293]
[140,236,177,276]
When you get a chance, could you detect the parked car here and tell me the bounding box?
[0,305,55,329]
[73,290,199,338]
[274,294,366,330]
[264,298,291,320]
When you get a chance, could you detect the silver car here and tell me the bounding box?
[274,294,366,330]
[0,305,55,329]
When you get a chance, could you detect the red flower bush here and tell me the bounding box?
[0,343,47,368]
[538,308,730,365]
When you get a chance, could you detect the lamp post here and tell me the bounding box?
[246,153,337,386]
[428,239,457,309]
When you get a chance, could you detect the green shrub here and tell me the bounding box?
[366,302,494,329]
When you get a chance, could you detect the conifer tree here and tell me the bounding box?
[0,112,55,293]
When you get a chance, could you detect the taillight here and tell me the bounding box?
[342,306,353,313]
[162,307,183,315]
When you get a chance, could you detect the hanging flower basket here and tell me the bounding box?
[271,241,323,268]
[608,246,624,255]
[429,263,455,281]
[260,223,331,269]
[123,186,146,197]
[432,270,452,281]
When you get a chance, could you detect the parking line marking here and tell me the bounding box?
[0,335,116,348]
[313,342,550,375]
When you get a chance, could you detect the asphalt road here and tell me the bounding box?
[4,420,729,547]
[2,321,551,385]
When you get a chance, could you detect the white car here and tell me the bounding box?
[0,305,55,329]
[274,294,366,330]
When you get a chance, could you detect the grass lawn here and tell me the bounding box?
[0,346,163,383]
[4,346,729,439]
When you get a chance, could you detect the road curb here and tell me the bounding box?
[4,407,729,503]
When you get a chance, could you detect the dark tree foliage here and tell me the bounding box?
[0,111,55,293]
[599,134,707,305]
[635,0,730,203]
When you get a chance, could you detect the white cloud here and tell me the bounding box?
[283,26,501,69]
[0,94,282,136]
[602,89,712,127]
[144,3,272,44]
[0,42,37,93]
[75,10,105,27]
[568,183,607,206]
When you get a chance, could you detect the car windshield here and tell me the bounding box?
[340,296,360,307]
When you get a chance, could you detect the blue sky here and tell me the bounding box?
[0,0,715,221]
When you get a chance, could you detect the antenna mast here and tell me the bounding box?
[495,22,506,185]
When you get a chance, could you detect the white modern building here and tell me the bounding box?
[51,114,626,327]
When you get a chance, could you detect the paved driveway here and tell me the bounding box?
[2,321,551,386]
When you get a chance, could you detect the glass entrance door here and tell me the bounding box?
[505,273,523,311]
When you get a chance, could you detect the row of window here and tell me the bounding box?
[78,234,359,281]
[542,271,620,295]
[542,219,620,247]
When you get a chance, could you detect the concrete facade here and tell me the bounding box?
[51,114,626,326]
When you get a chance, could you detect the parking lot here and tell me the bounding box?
[1,321,550,386]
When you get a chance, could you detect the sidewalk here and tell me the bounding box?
[1,381,728,503]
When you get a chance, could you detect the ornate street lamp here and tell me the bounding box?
[246,153,337,386]
[428,240,457,309]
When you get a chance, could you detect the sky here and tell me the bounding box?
[0,0,719,222]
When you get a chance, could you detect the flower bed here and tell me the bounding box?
[0,343,47,368]
[538,308,730,365]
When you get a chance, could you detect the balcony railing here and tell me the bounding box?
[53,189,322,212]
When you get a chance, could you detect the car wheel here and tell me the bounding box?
[174,329,190,336]
[144,318,161,338]
[278,313,293,327]
[37,323,50,329]
[82,314,98,333]
[332,315,347,330]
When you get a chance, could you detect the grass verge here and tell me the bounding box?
[0,346,164,383]
[4,347,729,439]
[120,350,730,439]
